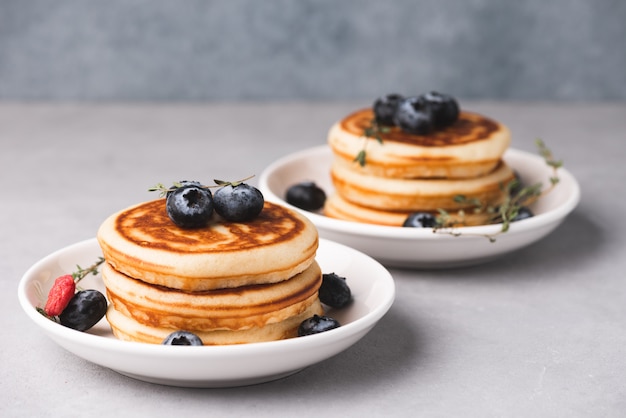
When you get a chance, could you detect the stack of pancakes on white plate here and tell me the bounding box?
[325,108,515,226]
[97,199,323,345]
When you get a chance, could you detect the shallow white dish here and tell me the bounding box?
[259,145,580,268]
[18,238,394,388]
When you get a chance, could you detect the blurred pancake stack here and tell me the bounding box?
[325,94,515,226]
[97,199,323,345]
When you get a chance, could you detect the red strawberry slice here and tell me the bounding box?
[44,275,76,316]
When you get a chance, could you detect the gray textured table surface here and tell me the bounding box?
[2,101,625,417]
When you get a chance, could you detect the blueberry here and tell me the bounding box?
[297,315,340,337]
[162,331,204,346]
[512,207,534,222]
[59,290,107,332]
[393,96,433,135]
[319,273,352,308]
[373,94,404,126]
[166,183,214,228]
[419,91,459,127]
[213,183,264,222]
[403,212,438,228]
[285,181,326,211]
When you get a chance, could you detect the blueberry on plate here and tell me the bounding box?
[393,96,433,135]
[319,273,352,308]
[285,181,326,211]
[213,183,264,222]
[59,289,108,332]
[162,331,204,346]
[420,91,460,127]
[403,212,438,228]
[298,315,340,337]
[166,182,214,228]
[512,206,534,222]
[373,93,404,126]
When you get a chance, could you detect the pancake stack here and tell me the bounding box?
[97,199,323,345]
[325,108,515,226]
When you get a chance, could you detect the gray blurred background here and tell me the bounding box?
[1,0,624,102]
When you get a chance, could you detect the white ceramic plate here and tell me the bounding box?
[259,145,581,268]
[18,238,394,388]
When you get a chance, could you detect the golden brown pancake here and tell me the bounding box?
[106,299,323,345]
[328,109,511,179]
[324,193,493,227]
[98,199,325,345]
[330,159,515,212]
[102,261,323,332]
[324,105,515,228]
[97,200,319,291]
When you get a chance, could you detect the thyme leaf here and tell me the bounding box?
[432,139,562,241]
[355,119,390,167]
[149,176,256,196]
[72,257,105,284]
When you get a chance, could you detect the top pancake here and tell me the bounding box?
[328,108,511,179]
[97,200,319,291]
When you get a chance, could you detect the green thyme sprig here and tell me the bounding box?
[148,181,184,197]
[35,257,105,318]
[536,138,563,184]
[213,175,255,187]
[73,257,105,285]
[433,139,562,241]
[354,119,390,166]
[149,175,255,197]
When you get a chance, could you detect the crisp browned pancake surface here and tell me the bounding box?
[97,200,319,291]
[328,108,511,179]
[340,108,502,147]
